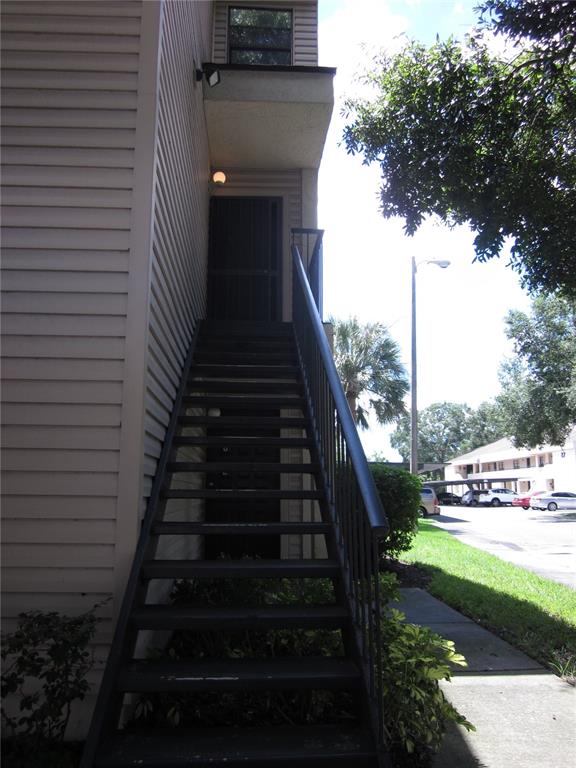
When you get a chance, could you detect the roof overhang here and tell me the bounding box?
[202,64,335,170]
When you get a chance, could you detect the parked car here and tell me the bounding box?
[461,489,485,506]
[436,491,461,506]
[420,487,440,516]
[531,491,576,511]
[512,490,546,510]
[478,488,519,506]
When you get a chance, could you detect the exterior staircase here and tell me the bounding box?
[82,321,382,767]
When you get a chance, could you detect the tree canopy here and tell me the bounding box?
[343,0,576,295]
[331,316,408,429]
[390,400,508,463]
[497,293,576,446]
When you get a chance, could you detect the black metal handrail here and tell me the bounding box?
[292,244,389,759]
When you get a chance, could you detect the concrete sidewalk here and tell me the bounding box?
[397,588,575,768]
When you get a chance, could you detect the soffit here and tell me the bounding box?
[203,67,335,170]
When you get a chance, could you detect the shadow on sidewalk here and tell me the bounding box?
[433,720,489,768]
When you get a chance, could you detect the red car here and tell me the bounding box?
[511,491,545,510]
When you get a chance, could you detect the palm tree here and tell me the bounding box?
[331,316,409,429]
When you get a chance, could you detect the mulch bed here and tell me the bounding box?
[380,558,432,589]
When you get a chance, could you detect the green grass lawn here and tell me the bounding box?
[403,520,576,676]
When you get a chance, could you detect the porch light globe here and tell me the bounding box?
[212,171,226,185]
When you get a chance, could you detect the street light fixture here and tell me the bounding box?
[410,256,451,475]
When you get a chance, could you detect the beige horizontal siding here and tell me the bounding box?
[0,0,142,686]
[2,108,136,128]
[2,450,119,473]
[1,380,123,404]
[2,495,118,518]
[1,127,137,149]
[2,358,124,380]
[1,32,140,54]
[213,1,318,65]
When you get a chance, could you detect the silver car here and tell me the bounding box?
[532,491,576,511]
[420,487,440,516]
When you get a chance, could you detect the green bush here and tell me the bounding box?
[370,463,421,558]
[1,605,101,764]
[379,574,475,767]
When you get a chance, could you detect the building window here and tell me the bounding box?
[513,459,519,469]
[526,457,531,467]
[497,461,504,470]
[229,7,293,66]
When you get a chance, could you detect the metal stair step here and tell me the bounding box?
[198,321,293,338]
[141,558,340,580]
[117,657,362,693]
[189,364,299,379]
[130,604,349,630]
[166,461,319,474]
[151,521,331,536]
[195,341,296,355]
[172,436,313,448]
[162,489,322,500]
[186,380,302,394]
[194,351,298,364]
[172,435,313,449]
[95,725,377,767]
[178,416,308,428]
[182,395,305,408]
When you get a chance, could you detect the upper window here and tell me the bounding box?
[229,7,293,66]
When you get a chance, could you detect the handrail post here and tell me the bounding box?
[291,228,324,316]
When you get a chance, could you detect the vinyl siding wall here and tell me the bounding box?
[144,0,212,509]
[213,1,318,66]
[0,0,212,734]
[0,0,143,689]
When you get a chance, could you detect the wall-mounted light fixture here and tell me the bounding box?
[195,64,221,88]
[212,171,227,185]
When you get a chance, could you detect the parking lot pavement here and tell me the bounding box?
[432,505,576,589]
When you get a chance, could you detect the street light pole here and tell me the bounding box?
[410,256,418,475]
[410,257,451,476]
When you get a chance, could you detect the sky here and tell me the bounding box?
[316,0,532,459]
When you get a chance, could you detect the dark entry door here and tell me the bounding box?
[207,197,282,321]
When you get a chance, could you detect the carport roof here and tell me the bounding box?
[423,478,524,488]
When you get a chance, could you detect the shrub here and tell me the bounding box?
[1,605,101,761]
[370,463,421,558]
[379,574,475,767]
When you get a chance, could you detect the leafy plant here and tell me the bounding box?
[1,605,102,756]
[379,575,475,766]
[342,17,576,296]
[369,463,421,558]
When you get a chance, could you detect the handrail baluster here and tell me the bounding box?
[291,243,389,763]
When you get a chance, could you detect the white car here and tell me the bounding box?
[531,491,576,511]
[478,488,519,507]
